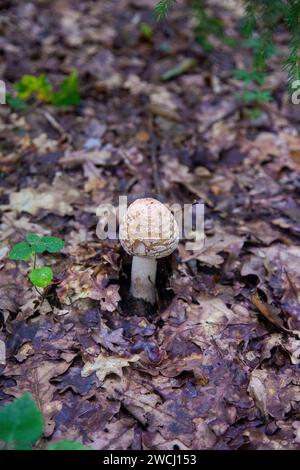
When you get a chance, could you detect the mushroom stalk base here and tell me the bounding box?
[130,256,157,305]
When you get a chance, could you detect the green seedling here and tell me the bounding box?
[233,68,266,86]
[8,234,64,290]
[8,70,80,111]
[233,67,270,113]
[240,89,272,103]
[140,22,154,40]
[15,74,52,102]
[0,394,90,451]
[51,71,80,107]
[155,0,176,21]
[244,107,264,121]
[239,87,272,122]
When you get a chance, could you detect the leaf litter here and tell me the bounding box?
[1,0,300,451]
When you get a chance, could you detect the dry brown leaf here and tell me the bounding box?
[3,176,80,216]
[90,418,135,450]
[149,88,181,122]
[248,370,268,419]
[0,339,6,365]
[183,229,244,266]
[248,368,300,421]
[0,214,50,241]
[3,357,72,436]
[81,353,140,382]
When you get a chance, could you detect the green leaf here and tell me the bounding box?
[52,71,80,107]
[47,440,91,451]
[0,393,43,444]
[29,267,53,288]
[31,242,47,254]
[223,36,238,48]
[241,89,272,103]
[6,93,27,111]
[155,0,177,21]
[244,107,263,121]
[25,234,64,254]
[15,74,52,102]
[140,22,153,40]
[8,242,33,261]
[41,236,64,253]
[233,68,266,85]
[26,233,41,244]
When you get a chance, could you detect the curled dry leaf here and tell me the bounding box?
[248,370,268,419]
[81,352,140,383]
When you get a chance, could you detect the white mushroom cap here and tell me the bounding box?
[119,198,179,259]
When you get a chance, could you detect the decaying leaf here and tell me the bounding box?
[81,352,140,382]
[183,230,244,266]
[3,356,72,436]
[3,176,80,216]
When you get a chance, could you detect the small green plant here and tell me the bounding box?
[7,70,80,111]
[140,22,154,40]
[155,0,176,21]
[233,68,266,86]
[0,394,90,450]
[8,234,64,290]
[240,89,272,103]
[192,0,223,52]
[232,67,271,116]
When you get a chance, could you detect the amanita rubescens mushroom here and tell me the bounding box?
[119,198,179,304]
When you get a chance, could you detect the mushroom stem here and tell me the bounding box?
[130,256,157,304]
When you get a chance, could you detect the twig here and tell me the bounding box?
[43,111,64,134]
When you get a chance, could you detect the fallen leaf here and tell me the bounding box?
[3,176,80,216]
[183,229,244,266]
[81,352,140,382]
[149,88,181,121]
[3,356,72,436]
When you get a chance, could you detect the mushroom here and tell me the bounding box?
[119,198,179,304]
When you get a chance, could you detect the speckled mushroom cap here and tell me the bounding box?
[119,198,179,259]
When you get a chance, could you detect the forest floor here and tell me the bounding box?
[1,0,300,450]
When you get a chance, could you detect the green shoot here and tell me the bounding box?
[8,234,64,290]
[155,0,177,21]
[140,22,154,40]
[8,71,80,110]
[233,68,266,85]
[240,89,272,103]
